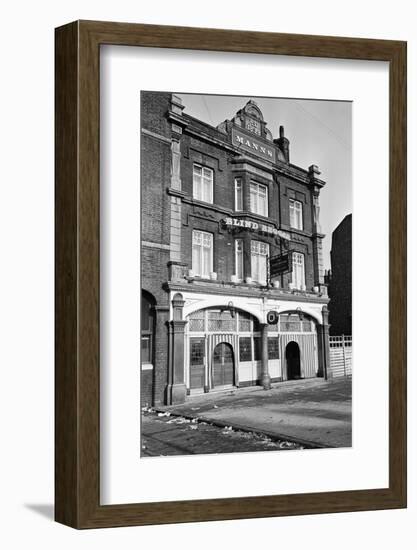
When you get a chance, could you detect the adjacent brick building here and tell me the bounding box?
[141,92,331,406]
[141,92,172,406]
[328,214,352,336]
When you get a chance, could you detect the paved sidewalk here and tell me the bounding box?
[141,412,304,457]
[162,377,352,448]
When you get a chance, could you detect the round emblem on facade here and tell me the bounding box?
[266,310,279,325]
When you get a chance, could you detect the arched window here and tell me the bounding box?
[141,291,155,364]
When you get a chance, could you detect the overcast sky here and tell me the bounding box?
[177,93,352,270]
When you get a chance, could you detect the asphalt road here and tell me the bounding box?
[160,377,352,449]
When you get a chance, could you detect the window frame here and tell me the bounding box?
[141,294,155,365]
[239,337,253,363]
[289,198,303,230]
[193,163,214,204]
[234,177,243,211]
[249,180,268,217]
[235,238,244,281]
[268,336,280,359]
[141,334,152,364]
[292,251,306,290]
[250,239,270,285]
[192,229,213,278]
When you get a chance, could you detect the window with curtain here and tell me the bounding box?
[193,164,213,203]
[235,239,244,281]
[292,252,306,289]
[192,230,213,278]
[234,177,243,211]
[289,199,303,230]
[249,181,268,216]
[251,240,269,285]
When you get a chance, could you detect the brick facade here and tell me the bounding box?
[141,92,330,405]
[140,92,172,405]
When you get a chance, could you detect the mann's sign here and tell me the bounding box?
[232,128,276,163]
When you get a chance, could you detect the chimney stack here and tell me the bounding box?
[275,125,290,163]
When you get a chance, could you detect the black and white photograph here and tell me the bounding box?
[140,91,352,457]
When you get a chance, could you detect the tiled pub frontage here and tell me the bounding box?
[141,92,330,406]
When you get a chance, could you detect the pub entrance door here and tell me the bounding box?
[189,337,205,390]
[212,342,234,388]
[286,341,301,380]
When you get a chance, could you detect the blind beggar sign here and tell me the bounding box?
[222,217,291,240]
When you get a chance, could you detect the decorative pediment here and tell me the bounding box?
[244,100,264,121]
[232,100,268,139]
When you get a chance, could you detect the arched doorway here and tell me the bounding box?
[212,342,235,388]
[286,341,301,380]
[186,307,259,392]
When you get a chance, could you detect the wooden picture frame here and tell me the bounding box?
[55,20,407,529]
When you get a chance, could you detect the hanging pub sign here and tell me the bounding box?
[270,252,293,278]
[266,310,279,325]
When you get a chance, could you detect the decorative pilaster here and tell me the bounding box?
[152,305,170,406]
[260,323,271,389]
[204,352,210,393]
[168,95,187,266]
[166,293,187,404]
[317,305,331,380]
[309,165,325,288]
[170,138,182,191]
[312,233,325,286]
[312,188,322,233]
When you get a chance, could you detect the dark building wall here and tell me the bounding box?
[180,134,231,206]
[141,92,172,405]
[141,91,172,251]
[278,174,314,233]
[140,370,153,407]
[277,173,316,291]
[141,91,172,136]
[328,214,352,335]
[141,137,171,246]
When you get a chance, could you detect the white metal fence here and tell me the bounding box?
[329,335,352,378]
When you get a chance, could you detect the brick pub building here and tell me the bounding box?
[141,92,331,406]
